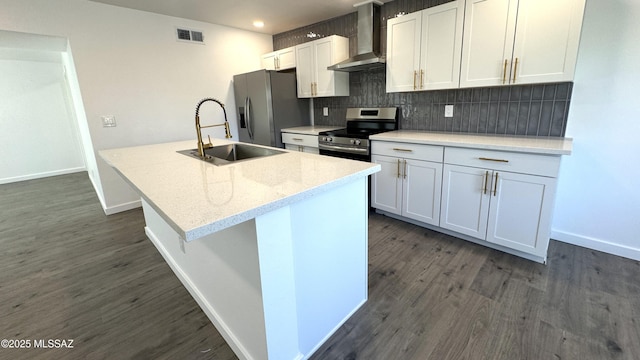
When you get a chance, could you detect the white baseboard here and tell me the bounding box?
[0,167,85,185]
[551,229,640,262]
[103,199,142,215]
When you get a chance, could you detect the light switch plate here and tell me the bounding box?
[444,105,454,118]
[102,115,117,127]
[323,107,329,116]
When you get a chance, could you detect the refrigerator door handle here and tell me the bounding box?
[245,97,254,140]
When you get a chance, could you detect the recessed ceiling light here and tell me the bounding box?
[253,21,264,28]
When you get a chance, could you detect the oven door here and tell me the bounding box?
[319,145,370,162]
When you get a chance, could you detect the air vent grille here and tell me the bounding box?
[191,31,203,42]
[176,28,205,44]
[177,28,191,41]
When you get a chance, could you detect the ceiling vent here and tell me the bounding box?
[176,28,204,44]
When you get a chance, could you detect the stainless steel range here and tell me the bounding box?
[318,107,398,162]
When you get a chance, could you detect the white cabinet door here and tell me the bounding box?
[486,171,556,256]
[386,1,464,93]
[403,159,443,225]
[314,37,338,97]
[262,52,278,70]
[371,155,403,215]
[386,12,422,93]
[372,156,442,226]
[295,36,349,98]
[262,47,296,71]
[459,0,518,88]
[460,0,585,87]
[511,0,585,84]
[420,0,465,90]
[277,47,296,70]
[296,43,314,98]
[440,164,490,239]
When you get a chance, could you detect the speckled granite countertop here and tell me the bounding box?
[370,131,572,155]
[100,140,378,241]
[281,126,344,135]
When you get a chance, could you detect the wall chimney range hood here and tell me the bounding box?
[328,0,385,72]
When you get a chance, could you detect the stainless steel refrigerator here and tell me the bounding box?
[233,69,310,148]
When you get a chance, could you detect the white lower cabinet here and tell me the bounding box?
[440,148,560,259]
[372,140,563,263]
[440,164,557,257]
[371,142,443,226]
[282,132,319,154]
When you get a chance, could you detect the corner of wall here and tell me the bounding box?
[61,41,105,206]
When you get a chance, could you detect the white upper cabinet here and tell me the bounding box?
[295,35,349,98]
[386,12,422,92]
[261,46,296,71]
[386,0,464,92]
[511,0,585,84]
[460,0,586,88]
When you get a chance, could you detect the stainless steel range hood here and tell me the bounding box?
[328,0,385,72]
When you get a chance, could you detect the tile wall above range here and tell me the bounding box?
[273,0,572,137]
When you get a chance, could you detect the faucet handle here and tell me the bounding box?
[204,135,213,149]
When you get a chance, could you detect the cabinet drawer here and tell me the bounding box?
[444,147,560,177]
[282,133,318,148]
[371,141,443,162]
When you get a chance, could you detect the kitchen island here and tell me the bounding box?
[100,139,379,360]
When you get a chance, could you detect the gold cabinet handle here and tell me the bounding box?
[397,159,401,179]
[403,160,408,179]
[274,58,278,70]
[479,157,509,163]
[512,58,518,83]
[393,148,413,152]
[277,57,281,70]
[483,170,489,194]
[292,138,304,141]
[420,69,425,89]
[493,172,499,196]
[413,70,417,90]
[503,59,508,84]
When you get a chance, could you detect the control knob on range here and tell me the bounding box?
[350,139,361,145]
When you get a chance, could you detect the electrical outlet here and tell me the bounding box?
[323,107,329,116]
[444,105,454,118]
[101,115,117,127]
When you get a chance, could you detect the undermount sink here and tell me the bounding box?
[177,143,285,166]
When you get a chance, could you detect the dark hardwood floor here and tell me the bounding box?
[1,173,638,360]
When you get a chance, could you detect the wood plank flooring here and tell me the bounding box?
[1,173,638,359]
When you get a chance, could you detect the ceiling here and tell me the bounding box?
[89,0,392,35]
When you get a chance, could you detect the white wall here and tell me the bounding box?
[0,40,85,184]
[552,0,640,261]
[0,0,272,213]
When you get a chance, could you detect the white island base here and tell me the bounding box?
[141,178,368,360]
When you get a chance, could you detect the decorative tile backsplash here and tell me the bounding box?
[272,0,571,137]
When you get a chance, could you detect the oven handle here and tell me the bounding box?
[318,143,369,154]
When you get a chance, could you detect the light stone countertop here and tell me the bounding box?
[281,126,344,135]
[100,139,379,241]
[370,131,573,155]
